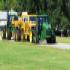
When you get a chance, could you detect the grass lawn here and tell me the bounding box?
[0,40,70,70]
[56,37,70,43]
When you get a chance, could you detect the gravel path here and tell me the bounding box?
[39,43,70,49]
[0,34,70,49]
[47,43,70,49]
[38,40,70,49]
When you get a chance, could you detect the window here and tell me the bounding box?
[30,16,36,21]
[24,16,28,22]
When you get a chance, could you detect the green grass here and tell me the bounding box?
[0,40,70,70]
[56,37,70,43]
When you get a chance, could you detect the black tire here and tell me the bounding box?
[21,30,25,41]
[16,27,21,41]
[7,30,12,40]
[22,35,25,41]
[27,36,29,41]
[14,28,17,41]
[2,28,6,39]
[32,26,39,43]
[32,32,39,43]
[46,36,56,44]
[14,32,17,41]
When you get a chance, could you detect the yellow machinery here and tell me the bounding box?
[12,14,37,42]
[21,15,37,42]
[2,11,56,43]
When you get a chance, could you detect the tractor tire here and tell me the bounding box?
[46,36,56,44]
[7,31,12,40]
[22,35,25,41]
[2,28,6,39]
[16,28,21,41]
[14,32,17,41]
[27,36,29,41]
[13,28,17,41]
[21,30,25,41]
[32,32,39,43]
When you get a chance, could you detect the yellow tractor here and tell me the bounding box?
[21,15,37,42]
[12,14,37,42]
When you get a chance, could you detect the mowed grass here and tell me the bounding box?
[56,37,70,43]
[0,40,70,70]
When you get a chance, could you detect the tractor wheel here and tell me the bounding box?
[32,32,39,43]
[14,32,17,41]
[13,28,17,41]
[2,27,6,39]
[22,35,25,41]
[7,31,12,40]
[32,26,39,43]
[27,36,29,41]
[21,30,24,41]
[16,27,21,41]
[46,36,56,44]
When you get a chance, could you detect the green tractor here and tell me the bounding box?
[32,15,56,43]
[2,11,18,40]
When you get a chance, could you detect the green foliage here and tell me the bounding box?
[61,15,69,29]
[0,0,4,10]
[0,0,70,30]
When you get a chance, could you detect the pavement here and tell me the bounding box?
[39,43,70,49]
[47,43,70,49]
[38,40,70,49]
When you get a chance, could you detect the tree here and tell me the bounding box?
[0,0,69,36]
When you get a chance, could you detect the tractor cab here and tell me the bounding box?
[37,15,56,43]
